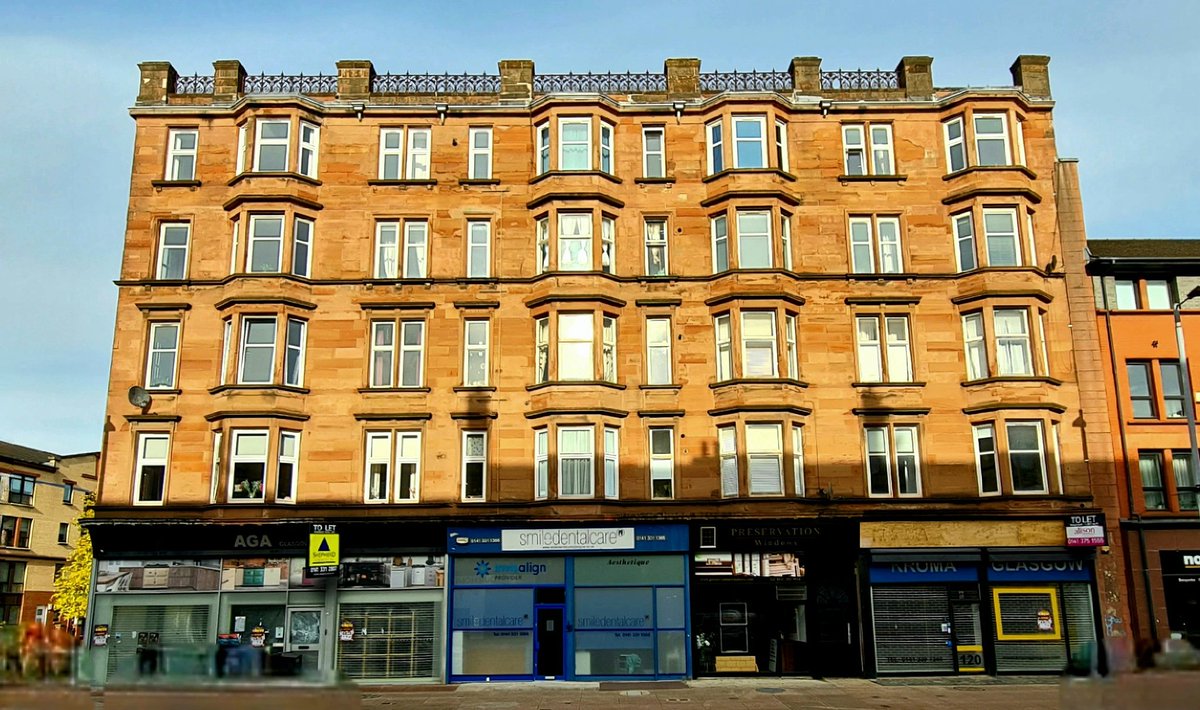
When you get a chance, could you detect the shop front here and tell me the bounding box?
[1160,551,1200,646]
[445,524,689,682]
[688,520,860,678]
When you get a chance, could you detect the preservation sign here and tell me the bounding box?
[308,523,340,577]
[1065,513,1106,547]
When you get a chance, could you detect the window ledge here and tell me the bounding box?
[458,178,501,186]
[837,174,907,183]
[209,384,311,395]
[943,164,1038,181]
[124,414,181,423]
[852,381,927,388]
[1125,419,1191,427]
[526,380,626,391]
[709,378,809,390]
[634,176,676,185]
[357,387,432,394]
[702,168,797,183]
[368,179,438,187]
[529,170,621,185]
[960,376,1063,387]
[228,171,321,187]
[454,386,498,393]
[150,179,202,189]
[639,384,682,391]
[144,388,182,396]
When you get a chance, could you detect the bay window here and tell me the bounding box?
[736,211,772,268]
[559,118,592,171]
[557,213,593,271]
[732,116,766,168]
[248,215,284,273]
[254,119,290,172]
[238,317,277,384]
[535,310,618,384]
[741,312,778,377]
[746,424,783,495]
[298,121,319,178]
[719,426,738,497]
[973,113,1011,166]
[995,309,1033,376]
[1007,421,1048,493]
[276,431,299,502]
[230,430,268,501]
[604,427,619,499]
[983,208,1020,267]
[558,313,594,380]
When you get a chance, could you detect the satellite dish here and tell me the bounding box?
[127,386,152,409]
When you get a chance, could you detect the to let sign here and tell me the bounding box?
[1065,513,1106,547]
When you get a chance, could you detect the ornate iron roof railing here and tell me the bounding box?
[174,74,215,94]
[699,70,792,93]
[821,69,899,90]
[243,73,339,95]
[534,72,668,94]
[371,73,502,94]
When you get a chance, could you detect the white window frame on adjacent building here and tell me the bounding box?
[535,317,550,383]
[646,317,673,385]
[463,320,490,387]
[291,217,313,278]
[649,427,674,499]
[406,127,432,180]
[145,321,180,390]
[536,217,550,275]
[235,123,248,175]
[468,127,493,180]
[247,215,284,273]
[559,118,592,171]
[953,212,977,272]
[604,427,620,499]
[395,431,421,502]
[600,216,615,274]
[1007,421,1048,494]
[558,312,594,381]
[1147,280,1175,310]
[557,213,593,271]
[379,128,405,179]
[156,223,190,280]
[238,316,277,385]
[719,426,738,497]
[283,318,306,387]
[1115,279,1139,310]
[599,121,614,174]
[775,119,789,172]
[732,116,767,169]
[254,119,290,172]
[711,215,729,272]
[736,210,772,269]
[854,315,913,383]
[229,430,269,502]
[943,117,966,173]
[462,431,488,501]
[746,423,784,496]
[602,316,618,383]
[706,120,724,174]
[403,221,429,279]
[962,312,989,380]
[849,216,902,274]
[973,423,1000,496]
[869,124,895,175]
[792,426,805,496]
[134,432,170,505]
[369,321,395,388]
[537,122,551,174]
[982,208,1021,267]
[714,314,733,381]
[165,128,198,181]
[995,308,1033,377]
[298,121,319,179]
[642,126,665,178]
[398,320,426,388]
[644,219,668,276]
[535,428,549,500]
[784,314,799,380]
[741,311,778,378]
[374,222,399,279]
[865,424,921,497]
[364,432,392,503]
[276,431,300,503]
[973,113,1011,167]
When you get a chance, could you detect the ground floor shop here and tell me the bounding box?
[445,524,689,681]
[1122,523,1200,647]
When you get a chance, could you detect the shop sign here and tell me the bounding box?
[339,620,354,642]
[1065,513,1106,547]
[453,556,565,586]
[1159,551,1200,576]
[502,528,634,551]
[308,524,339,577]
[448,524,688,553]
[987,559,1090,582]
[869,561,979,583]
[955,644,985,673]
[1037,609,1054,632]
[92,624,108,647]
[575,555,686,586]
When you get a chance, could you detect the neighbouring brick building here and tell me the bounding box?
[0,441,97,626]
[87,53,1128,683]
[1087,239,1200,649]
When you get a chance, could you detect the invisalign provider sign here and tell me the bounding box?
[501,527,635,551]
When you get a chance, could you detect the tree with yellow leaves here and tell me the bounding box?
[52,493,94,625]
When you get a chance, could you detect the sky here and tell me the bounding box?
[0,0,1197,454]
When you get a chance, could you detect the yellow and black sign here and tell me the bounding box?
[308,524,340,577]
[955,644,985,673]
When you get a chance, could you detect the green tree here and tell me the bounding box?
[52,493,94,622]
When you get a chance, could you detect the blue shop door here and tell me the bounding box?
[535,606,565,679]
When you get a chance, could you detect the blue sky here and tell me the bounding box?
[0,0,1197,453]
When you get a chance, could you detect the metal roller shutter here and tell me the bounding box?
[993,588,1067,673]
[336,602,438,681]
[872,586,954,673]
[1063,583,1097,668]
[106,604,210,678]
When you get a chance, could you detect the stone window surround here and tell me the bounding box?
[207,420,304,505]
[967,414,1063,497]
[227,206,319,278]
[948,198,1040,273]
[941,105,1029,174]
[530,304,622,387]
[710,415,807,499]
[708,203,795,273]
[233,110,324,181]
[708,299,804,385]
[214,305,312,392]
[957,296,1053,384]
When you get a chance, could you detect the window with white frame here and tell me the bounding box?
[1025,211,1038,265]
[209,431,222,504]
[784,314,798,379]
[535,317,549,383]
[943,117,966,173]
[248,215,284,273]
[134,433,169,504]
[220,319,232,384]
[298,121,319,178]
[469,127,492,179]
[370,322,395,388]
[741,312,778,378]
[973,113,1011,166]
[6,476,33,506]
[712,215,729,272]
[600,121,614,173]
[254,120,290,172]
[995,308,1033,376]
[558,313,594,380]
[602,316,617,383]
[1115,279,1139,310]
[536,217,550,274]
[646,318,672,385]
[537,122,551,174]
[157,223,190,280]
[462,431,487,501]
[364,432,392,502]
[284,318,306,387]
[558,214,593,271]
[601,216,615,274]
[604,427,619,499]
[236,123,247,174]
[792,426,804,495]
[559,118,592,171]
[230,430,268,501]
[843,124,867,175]
[855,315,913,383]
[292,218,312,277]
[842,124,893,175]
[368,320,424,388]
[399,321,425,387]
[718,426,738,497]
[732,116,766,169]
[165,128,198,181]
[535,429,549,499]
[145,322,180,389]
[953,212,977,272]
[983,208,1020,267]
[649,427,674,499]
[1147,280,1175,310]
[558,427,594,497]
[404,221,428,278]
[780,214,793,270]
[407,127,431,179]
[374,222,399,279]
[238,317,277,384]
[463,320,489,387]
[276,431,299,502]
[1007,421,1047,493]
[865,424,921,497]
[396,432,421,502]
[870,124,895,174]
[849,216,902,274]
[379,128,405,179]
[644,219,668,276]
[229,219,240,274]
[706,120,724,174]
[962,312,989,380]
[973,424,1000,495]
[747,424,783,495]
[775,120,789,171]
[736,211,772,268]
[642,126,665,178]
[714,314,732,381]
